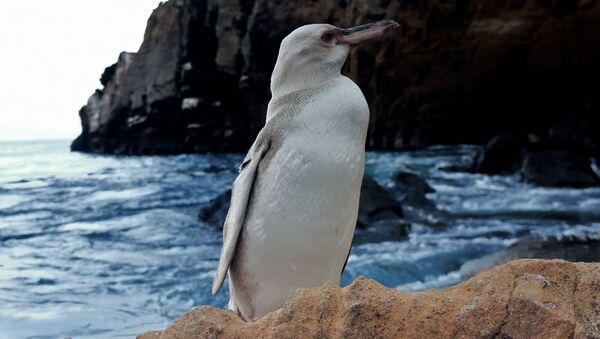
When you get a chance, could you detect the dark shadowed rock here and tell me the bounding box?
[506,236,600,263]
[546,102,600,152]
[356,176,404,228]
[74,0,600,156]
[521,150,600,187]
[472,134,526,174]
[391,170,448,226]
[446,130,600,188]
[392,170,435,208]
[352,218,411,244]
[355,177,412,243]
[199,175,410,237]
[457,100,600,186]
[198,189,230,228]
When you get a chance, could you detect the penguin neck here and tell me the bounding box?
[270,59,343,98]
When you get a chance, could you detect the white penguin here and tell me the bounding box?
[212,20,399,321]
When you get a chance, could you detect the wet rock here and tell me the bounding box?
[459,101,600,187]
[199,175,409,237]
[74,0,600,155]
[461,236,600,278]
[198,190,230,228]
[356,176,404,228]
[203,165,229,173]
[449,131,600,188]
[353,219,411,245]
[391,170,446,226]
[472,134,526,175]
[438,163,475,173]
[392,170,435,209]
[138,259,600,339]
[521,150,600,187]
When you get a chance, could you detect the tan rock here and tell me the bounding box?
[138,259,600,339]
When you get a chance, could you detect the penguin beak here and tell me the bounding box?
[339,20,399,46]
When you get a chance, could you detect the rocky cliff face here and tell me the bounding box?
[138,259,600,339]
[73,0,600,155]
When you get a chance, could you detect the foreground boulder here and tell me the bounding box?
[138,259,600,338]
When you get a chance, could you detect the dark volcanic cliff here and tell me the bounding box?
[72,0,600,156]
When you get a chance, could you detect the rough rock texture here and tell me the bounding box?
[389,169,446,226]
[138,259,600,339]
[198,189,231,228]
[392,170,435,209]
[462,129,600,187]
[354,175,411,243]
[356,175,404,228]
[472,134,527,175]
[73,0,600,156]
[465,134,600,187]
[73,0,250,153]
[521,150,600,187]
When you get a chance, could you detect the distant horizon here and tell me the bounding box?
[0,0,163,141]
[0,136,73,143]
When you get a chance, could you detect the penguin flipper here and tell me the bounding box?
[212,139,271,295]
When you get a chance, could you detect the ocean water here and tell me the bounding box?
[0,140,598,338]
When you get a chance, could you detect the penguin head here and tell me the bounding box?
[271,20,399,96]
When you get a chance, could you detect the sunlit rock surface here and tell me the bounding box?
[138,259,600,339]
[73,0,600,158]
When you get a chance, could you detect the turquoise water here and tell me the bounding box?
[0,140,598,338]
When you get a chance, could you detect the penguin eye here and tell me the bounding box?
[321,32,335,44]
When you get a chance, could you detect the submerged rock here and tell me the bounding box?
[138,259,600,339]
[472,134,526,175]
